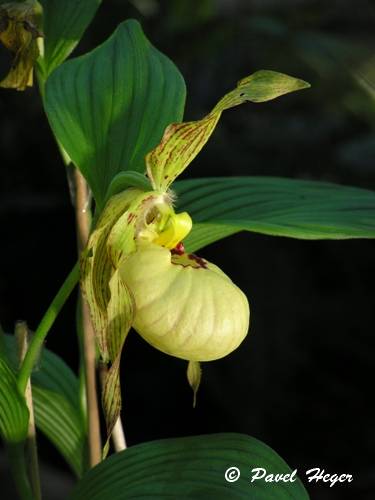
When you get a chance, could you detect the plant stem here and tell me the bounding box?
[17,263,79,395]
[15,322,41,500]
[81,299,102,466]
[73,168,128,459]
[73,168,102,467]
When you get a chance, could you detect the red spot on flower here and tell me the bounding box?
[188,253,208,268]
[127,212,136,223]
[171,242,185,255]
[142,195,154,205]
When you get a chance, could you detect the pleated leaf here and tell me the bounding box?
[44,19,186,210]
[31,346,88,476]
[38,0,102,78]
[3,335,87,476]
[0,355,28,443]
[71,433,309,499]
[174,176,375,252]
[32,387,87,476]
[147,71,309,191]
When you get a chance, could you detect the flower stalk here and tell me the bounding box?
[17,262,79,395]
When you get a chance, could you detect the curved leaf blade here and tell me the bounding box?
[38,0,102,78]
[3,335,87,476]
[71,433,309,499]
[32,386,87,476]
[44,19,186,209]
[31,344,88,476]
[0,355,29,444]
[174,177,375,252]
[30,341,80,407]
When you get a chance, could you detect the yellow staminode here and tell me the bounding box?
[153,211,192,250]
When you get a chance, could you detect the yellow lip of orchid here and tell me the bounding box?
[119,242,250,362]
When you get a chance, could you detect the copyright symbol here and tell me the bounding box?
[225,467,240,482]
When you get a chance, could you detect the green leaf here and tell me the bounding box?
[71,433,309,499]
[0,354,29,444]
[38,0,102,78]
[31,347,88,476]
[104,171,152,202]
[32,386,87,476]
[31,342,81,409]
[147,71,309,192]
[174,177,375,252]
[44,19,186,210]
[3,335,87,476]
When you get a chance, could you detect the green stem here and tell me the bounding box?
[17,263,80,395]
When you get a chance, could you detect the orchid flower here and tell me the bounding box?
[81,70,309,439]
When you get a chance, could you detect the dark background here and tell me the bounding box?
[1,0,375,499]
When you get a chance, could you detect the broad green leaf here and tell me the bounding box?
[38,0,102,78]
[174,177,375,252]
[4,335,87,476]
[44,19,186,210]
[31,344,88,476]
[31,343,80,409]
[146,71,309,191]
[32,386,87,476]
[0,354,29,443]
[71,433,309,499]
